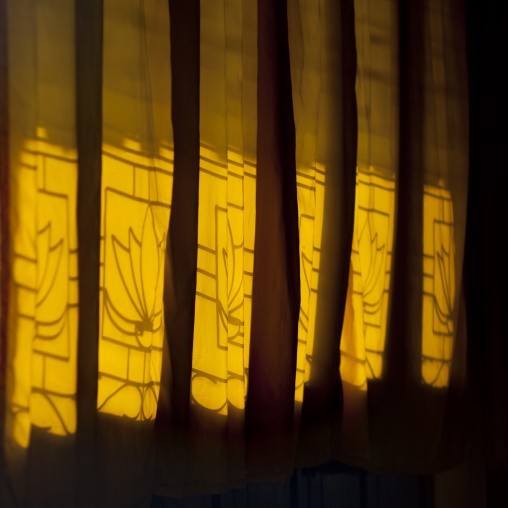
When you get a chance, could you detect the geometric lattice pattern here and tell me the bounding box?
[191,145,256,414]
[342,0,398,389]
[96,0,174,420]
[295,162,325,404]
[340,169,395,389]
[355,171,395,380]
[11,129,78,446]
[289,0,323,408]
[422,184,455,387]
[97,139,173,419]
[190,0,256,416]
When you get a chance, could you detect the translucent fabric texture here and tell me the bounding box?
[0,0,495,507]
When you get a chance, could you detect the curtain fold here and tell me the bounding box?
[155,0,200,499]
[245,0,299,481]
[283,0,359,470]
[0,0,501,506]
[336,0,469,473]
[75,0,103,505]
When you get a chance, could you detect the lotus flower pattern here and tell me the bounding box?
[36,223,64,308]
[224,219,244,344]
[434,233,455,335]
[358,212,386,320]
[106,205,165,349]
[34,221,69,346]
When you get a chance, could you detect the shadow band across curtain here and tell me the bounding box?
[0,0,493,506]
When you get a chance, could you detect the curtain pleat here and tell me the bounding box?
[245,0,300,482]
[288,0,358,468]
[3,1,79,505]
[75,0,103,505]
[365,0,468,471]
[94,1,174,506]
[187,0,239,490]
[366,0,428,467]
[154,0,200,499]
[334,0,469,472]
[339,0,400,465]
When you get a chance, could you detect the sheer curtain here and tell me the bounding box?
[0,0,501,507]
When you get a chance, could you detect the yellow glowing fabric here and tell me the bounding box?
[295,162,325,404]
[7,0,78,448]
[10,132,78,447]
[339,0,458,391]
[422,184,455,387]
[2,0,464,460]
[97,0,173,419]
[340,170,395,389]
[288,0,323,407]
[191,0,256,415]
[338,0,399,389]
[420,1,459,389]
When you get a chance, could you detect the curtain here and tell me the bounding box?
[0,0,504,506]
